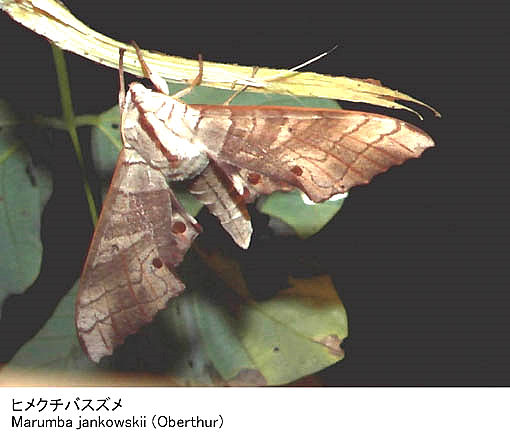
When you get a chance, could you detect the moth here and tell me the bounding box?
[76,44,435,363]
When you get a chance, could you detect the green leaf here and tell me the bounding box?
[4,281,96,373]
[259,190,347,239]
[90,105,122,178]
[0,100,52,310]
[4,250,347,386]
[167,83,342,109]
[188,249,347,385]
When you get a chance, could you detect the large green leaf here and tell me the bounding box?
[0,100,52,311]
[3,281,96,373]
[189,249,347,385]
[4,249,347,386]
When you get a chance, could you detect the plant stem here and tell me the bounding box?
[34,114,100,130]
[51,45,98,226]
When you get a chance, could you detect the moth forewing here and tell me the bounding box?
[190,105,435,203]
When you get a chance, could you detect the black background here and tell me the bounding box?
[0,0,508,385]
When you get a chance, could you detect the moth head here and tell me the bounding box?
[127,82,180,112]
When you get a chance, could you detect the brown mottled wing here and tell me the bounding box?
[193,105,435,203]
[76,148,200,363]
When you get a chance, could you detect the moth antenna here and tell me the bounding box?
[223,45,339,102]
[263,44,340,82]
[227,44,339,91]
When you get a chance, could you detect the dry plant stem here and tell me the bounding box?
[1,0,440,117]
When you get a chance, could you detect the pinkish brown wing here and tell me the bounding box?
[76,148,200,363]
[191,105,434,203]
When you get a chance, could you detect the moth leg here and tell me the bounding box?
[170,54,204,100]
[223,66,260,106]
[118,48,126,112]
[168,187,203,234]
[131,40,170,95]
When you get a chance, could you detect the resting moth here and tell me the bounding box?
[76,44,434,362]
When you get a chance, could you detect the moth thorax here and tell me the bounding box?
[124,84,210,181]
[162,152,210,182]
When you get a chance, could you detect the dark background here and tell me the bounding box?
[0,0,507,385]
